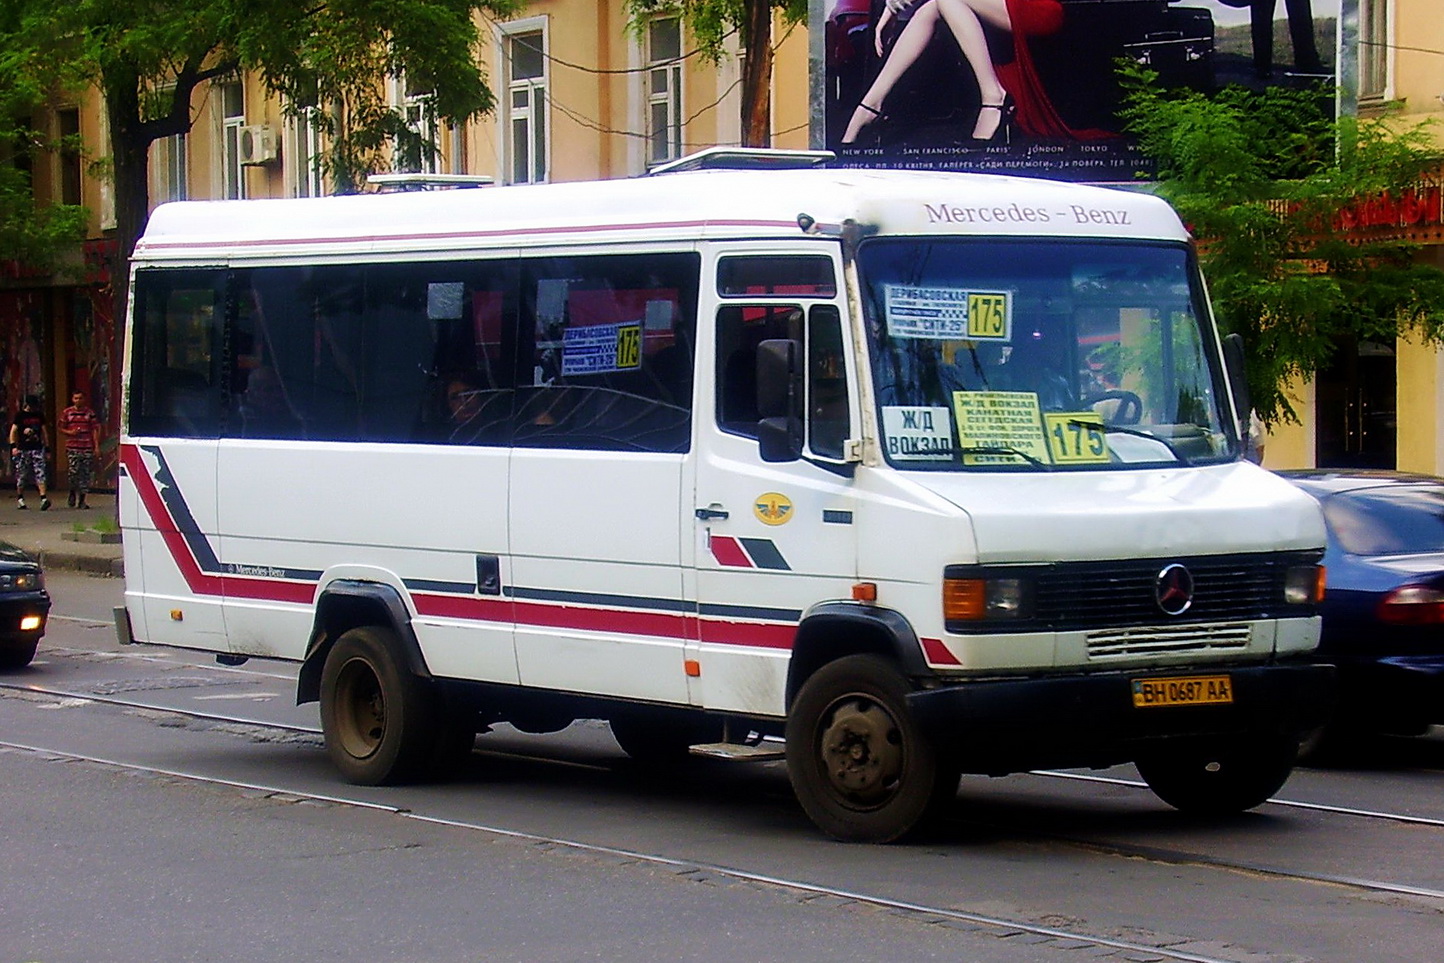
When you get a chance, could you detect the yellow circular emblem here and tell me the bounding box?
[753,492,794,526]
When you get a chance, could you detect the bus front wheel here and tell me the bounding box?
[785,654,957,843]
[320,626,441,785]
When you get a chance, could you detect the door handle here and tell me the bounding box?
[695,507,729,520]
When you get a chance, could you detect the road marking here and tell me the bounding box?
[192,693,280,701]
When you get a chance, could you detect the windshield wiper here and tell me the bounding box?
[956,446,1052,469]
[1067,420,1192,466]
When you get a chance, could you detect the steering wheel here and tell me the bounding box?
[1086,390,1143,426]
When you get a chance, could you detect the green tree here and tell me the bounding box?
[0,1,88,272]
[1119,64,1444,423]
[625,0,807,149]
[1,0,521,296]
[0,116,89,273]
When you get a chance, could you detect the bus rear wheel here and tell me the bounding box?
[786,654,957,843]
[320,626,442,785]
[1135,736,1298,815]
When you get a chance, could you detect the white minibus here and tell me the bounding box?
[116,150,1331,841]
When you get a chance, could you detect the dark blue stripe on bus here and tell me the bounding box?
[739,538,790,571]
[510,585,695,613]
[698,601,803,622]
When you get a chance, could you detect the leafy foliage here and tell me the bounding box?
[1,0,523,258]
[0,4,89,270]
[0,146,89,272]
[1118,63,1444,423]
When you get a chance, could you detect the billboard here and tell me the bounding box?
[819,0,1343,181]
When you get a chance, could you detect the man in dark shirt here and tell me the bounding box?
[9,394,51,510]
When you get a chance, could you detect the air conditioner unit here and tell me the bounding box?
[238,125,278,165]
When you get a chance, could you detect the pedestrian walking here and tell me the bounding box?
[9,394,51,510]
[59,389,102,508]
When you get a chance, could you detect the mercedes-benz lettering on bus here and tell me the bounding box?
[116,154,1331,842]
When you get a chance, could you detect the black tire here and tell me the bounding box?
[785,654,957,843]
[610,713,724,763]
[1136,736,1298,815]
[0,641,38,671]
[319,626,442,785]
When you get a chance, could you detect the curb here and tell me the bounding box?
[37,549,124,578]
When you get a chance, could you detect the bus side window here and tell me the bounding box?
[715,304,803,438]
[129,269,226,438]
[514,252,699,453]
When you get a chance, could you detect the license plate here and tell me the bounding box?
[1132,674,1233,708]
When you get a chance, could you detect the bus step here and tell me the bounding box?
[689,742,786,762]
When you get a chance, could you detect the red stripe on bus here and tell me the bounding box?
[699,619,796,649]
[708,534,754,568]
[919,637,962,666]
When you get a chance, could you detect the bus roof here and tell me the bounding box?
[134,168,1189,263]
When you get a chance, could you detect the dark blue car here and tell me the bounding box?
[0,539,49,670]
[1277,471,1444,751]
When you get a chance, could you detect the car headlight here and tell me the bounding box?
[0,571,44,591]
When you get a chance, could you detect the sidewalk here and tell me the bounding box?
[0,491,123,577]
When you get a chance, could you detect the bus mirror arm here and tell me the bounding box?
[756,338,804,463]
[1222,333,1251,442]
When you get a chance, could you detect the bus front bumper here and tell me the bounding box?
[905,662,1335,771]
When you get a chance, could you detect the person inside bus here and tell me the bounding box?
[238,365,304,438]
[442,372,493,444]
[1000,331,1075,410]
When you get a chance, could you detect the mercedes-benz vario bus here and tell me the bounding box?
[116,151,1331,842]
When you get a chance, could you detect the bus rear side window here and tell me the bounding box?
[129,269,226,438]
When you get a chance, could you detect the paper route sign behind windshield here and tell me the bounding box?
[884,285,1012,342]
[561,322,644,376]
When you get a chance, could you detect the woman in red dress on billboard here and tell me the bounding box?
[840,0,1109,145]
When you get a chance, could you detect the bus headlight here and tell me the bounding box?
[944,575,1031,624]
[1284,564,1325,605]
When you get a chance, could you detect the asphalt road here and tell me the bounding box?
[3,571,1442,963]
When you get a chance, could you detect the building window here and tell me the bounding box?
[646,18,684,166]
[289,106,325,197]
[504,28,547,184]
[1360,0,1389,101]
[393,74,438,173]
[57,108,82,206]
[151,131,187,203]
[219,81,245,199]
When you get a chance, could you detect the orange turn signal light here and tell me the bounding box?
[851,582,877,603]
[942,579,987,621]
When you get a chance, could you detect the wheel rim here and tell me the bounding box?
[333,657,386,760]
[818,696,904,809]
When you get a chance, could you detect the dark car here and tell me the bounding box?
[1277,470,1444,751]
[0,540,49,670]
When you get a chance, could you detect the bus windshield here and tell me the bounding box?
[857,238,1237,471]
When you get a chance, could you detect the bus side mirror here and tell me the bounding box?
[1222,333,1251,439]
[757,338,803,463]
